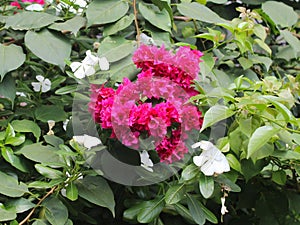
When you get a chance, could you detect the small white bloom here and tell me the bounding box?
[25,4,44,11]
[73,134,102,149]
[31,75,51,93]
[140,33,156,45]
[70,50,102,79]
[98,57,109,71]
[63,119,70,131]
[140,150,154,172]
[16,92,26,97]
[221,197,229,215]
[192,141,230,176]
[47,120,55,135]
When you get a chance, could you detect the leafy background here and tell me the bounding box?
[0,0,299,224]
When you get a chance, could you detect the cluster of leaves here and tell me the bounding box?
[0,0,299,225]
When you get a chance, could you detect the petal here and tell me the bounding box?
[25,4,44,11]
[140,150,153,167]
[193,155,206,167]
[73,135,85,145]
[74,66,86,79]
[99,57,110,71]
[198,141,215,151]
[84,65,96,76]
[83,134,102,149]
[41,78,51,92]
[36,75,44,82]
[70,62,82,72]
[83,50,98,65]
[31,82,41,92]
[200,160,215,176]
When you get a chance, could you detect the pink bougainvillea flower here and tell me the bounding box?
[10,0,45,10]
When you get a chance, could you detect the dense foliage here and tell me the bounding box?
[0,0,299,224]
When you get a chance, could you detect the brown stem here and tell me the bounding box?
[133,0,140,46]
[19,186,57,225]
[173,16,191,22]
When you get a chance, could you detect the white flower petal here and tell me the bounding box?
[83,135,102,149]
[83,50,99,65]
[140,150,154,172]
[31,82,41,92]
[70,62,82,72]
[73,65,86,79]
[99,57,109,71]
[41,78,51,92]
[73,135,85,145]
[36,75,45,82]
[193,155,206,167]
[84,65,96,77]
[26,4,44,11]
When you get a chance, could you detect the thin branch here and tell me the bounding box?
[19,186,57,225]
[173,16,191,22]
[133,0,140,46]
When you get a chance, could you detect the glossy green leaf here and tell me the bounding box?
[0,43,25,80]
[18,143,62,165]
[0,205,16,222]
[165,184,185,204]
[247,126,280,158]
[11,119,41,141]
[44,197,68,225]
[201,105,235,132]
[86,0,129,26]
[174,204,194,223]
[177,2,225,24]
[7,198,35,213]
[262,1,298,28]
[25,29,71,69]
[48,16,86,36]
[66,182,78,201]
[97,36,135,63]
[35,105,68,122]
[1,147,28,172]
[226,153,241,172]
[123,203,143,220]
[32,220,48,225]
[139,2,172,32]
[76,176,115,217]
[137,197,165,223]
[103,14,134,36]
[272,170,286,185]
[199,174,214,199]
[280,29,300,55]
[55,84,78,95]
[0,73,16,105]
[0,171,28,197]
[180,164,200,182]
[5,12,61,30]
[187,194,205,225]
[5,134,25,146]
[200,204,218,224]
[35,164,64,179]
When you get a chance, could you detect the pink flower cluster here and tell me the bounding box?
[89,45,203,163]
[10,0,45,9]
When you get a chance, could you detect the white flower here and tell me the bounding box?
[140,33,156,45]
[63,119,70,131]
[140,150,154,172]
[47,120,55,135]
[31,75,51,93]
[73,134,102,149]
[56,0,88,15]
[221,197,229,215]
[25,4,44,11]
[16,92,26,97]
[192,141,230,176]
[70,50,109,79]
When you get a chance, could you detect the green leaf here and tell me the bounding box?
[44,135,64,148]
[254,39,272,55]
[66,182,78,201]
[0,205,16,222]
[247,125,280,158]
[123,203,143,220]
[187,194,205,225]
[86,0,129,26]
[5,12,62,30]
[25,29,71,69]
[109,55,139,82]
[177,2,225,24]
[5,134,25,146]
[35,105,67,122]
[201,105,235,132]
[55,84,78,95]
[180,164,200,182]
[262,1,298,28]
[226,153,241,172]
[44,197,68,225]
[272,170,286,185]
[280,29,300,55]
[103,14,134,36]
[271,150,300,160]
[137,197,165,223]
[200,205,218,224]
[215,174,241,192]
[97,36,135,63]
[7,198,35,213]
[18,143,62,165]
[76,176,115,217]
[0,74,16,106]
[165,184,185,204]
[139,2,172,32]
[11,119,41,141]
[241,159,266,181]
[32,220,48,225]
[1,147,29,172]
[48,16,86,36]
[253,24,267,41]
[238,57,253,70]
[199,173,214,199]
[249,55,272,71]
[174,204,194,223]
[35,164,64,179]
[0,171,28,197]
[0,44,25,80]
